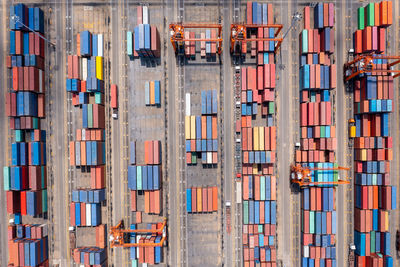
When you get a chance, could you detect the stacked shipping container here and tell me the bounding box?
[186,187,218,213]
[241,3,278,266]
[299,4,338,267]
[352,2,395,266]
[129,223,164,265]
[127,6,160,59]
[7,224,49,266]
[66,30,108,264]
[185,90,218,165]
[4,8,49,264]
[145,80,161,106]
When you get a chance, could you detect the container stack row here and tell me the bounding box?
[245,2,275,59]
[354,1,392,54]
[66,31,108,265]
[299,4,337,267]
[182,29,218,59]
[241,66,275,117]
[185,90,218,165]
[7,224,49,267]
[129,141,163,220]
[145,81,161,106]
[127,6,160,59]
[129,223,164,265]
[352,2,395,267]
[4,8,48,265]
[186,187,218,213]
[241,3,278,266]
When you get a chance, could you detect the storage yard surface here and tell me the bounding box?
[1,1,400,267]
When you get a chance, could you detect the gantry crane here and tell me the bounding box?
[109,218,167,248]
[169,23,223,55]
[230,23,284,55]
[344,53,400,81]
[290,164,351,187]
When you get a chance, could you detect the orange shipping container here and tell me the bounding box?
[201,116,207,139]
[81,142,86,166]
[270,176,276,200]
[192,187,197,212]
[270,126,276,151]
[207,187,213,212]
[154,190,161,214]
[131,190,136,211]
[197,188,202,212]
[136,211,142,224]
[212,116,217,139]
[96,224,107,248]
[81,202,86,226]
[69,141,75,166]
[212,187,218,211]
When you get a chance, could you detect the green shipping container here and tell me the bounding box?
[41,166,46,188]
[132,260,138,267]
[137,166,142,190]
[3,166,10,191]
[372,174,377,185]
[191,153,197,164]
[127,31,133,56]
[301,30,308,54]
[301,210,304,232]
[95,92,103,104]
[320,126,326,138]
[260,177,265,201]
[15,130,24,142]
[33,117,39,129]
[257,225,263,233]
[333,163,338,182]
[268,102,275,114]
[42,189,48,212]
[358,7,365,30]
[366,3,374,27]
[88,104,93,128]
[309,211,315,234]
[370,230,376,253]
[243,201,249,224]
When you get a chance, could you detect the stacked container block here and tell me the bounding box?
[299,4,338,267]
[130,223,164,266]
[352,2,395,266]
[185,90,218,165]
[7,224,49,266]
[145,80,161,106]
[127,6,160,59]
[186,187,218,213]
[129,141,163,216]
[241,3,278,266]
[4,4,48,232]
[72,247,107,266]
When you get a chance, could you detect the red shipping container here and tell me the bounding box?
[264,64,270,88]
[257,66,263,90]
[304,7,310,29]
[270,63,276,88]
[70,202,76,226]
[131,190,136,212]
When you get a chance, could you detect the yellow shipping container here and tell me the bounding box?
[150,81,155,105]
[259,127,264,151]
[252,165,257,174]
[254,127,259,151]
[190,116,196,140]
[185,116,191,140]
[349,126,356,138]
[381,210,389,232]
[360,149,367,161]
[197,188,202,212]
[95,56,103,80]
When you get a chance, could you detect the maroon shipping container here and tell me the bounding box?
[151,26,160,58]
[29,32,35,54]
[6,191,20,214]
[15,31,23,55]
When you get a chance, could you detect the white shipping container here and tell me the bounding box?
[136,235,141,258]
[82,58,88,81]
[207,152,212,164]
[236,181,242,204]
[143,6,149,24]
[98,34,103,57]
[79,57,83,80]
[303,246,309,258]
[185,93,191,116]
[40,224,48,237]
[82,129,86,140]
[145,82,150,105]
[75,141,81,166]
[86,203,91,226]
